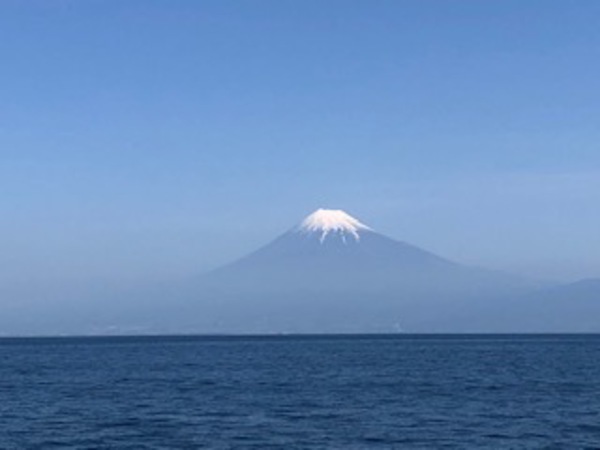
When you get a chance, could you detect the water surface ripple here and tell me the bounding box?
[1,335,599,449]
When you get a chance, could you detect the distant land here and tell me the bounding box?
[2,209,599,335]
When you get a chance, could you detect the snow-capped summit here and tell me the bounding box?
[297,208,372,242]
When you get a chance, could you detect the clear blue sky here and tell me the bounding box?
[1,0,599,285]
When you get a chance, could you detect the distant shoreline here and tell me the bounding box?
[1,332,599,344]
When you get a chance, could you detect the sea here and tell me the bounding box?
[1,334,599,449]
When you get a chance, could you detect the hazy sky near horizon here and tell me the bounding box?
[2,0,600,286]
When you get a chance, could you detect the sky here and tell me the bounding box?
[1,0,600,288]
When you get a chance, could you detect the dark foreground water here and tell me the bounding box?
[1,335,600,449]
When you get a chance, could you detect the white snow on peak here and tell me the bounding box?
[298,208,372,243]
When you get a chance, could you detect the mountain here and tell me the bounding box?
[491,278,600,332]
[168,209,537,333]
[3,209,598,335]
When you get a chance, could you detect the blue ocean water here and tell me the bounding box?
[1,335,599,449]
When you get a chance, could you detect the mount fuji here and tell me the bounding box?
[5,209,600,336]
[168,209,536,333]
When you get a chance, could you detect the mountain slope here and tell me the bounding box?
[495,279,600,332]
